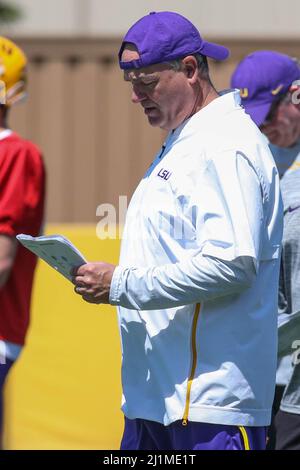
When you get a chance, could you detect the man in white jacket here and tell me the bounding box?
[73,12,283,450]
[231,50,300,450]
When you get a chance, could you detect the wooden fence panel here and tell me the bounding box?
[8,38,300,222]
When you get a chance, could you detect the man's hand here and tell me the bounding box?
[72,262,116,304]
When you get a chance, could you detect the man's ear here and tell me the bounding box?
[181,56,198,82]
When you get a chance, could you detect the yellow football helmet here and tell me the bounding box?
[0,36,27,106]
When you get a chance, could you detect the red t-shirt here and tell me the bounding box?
[0,131,46,345]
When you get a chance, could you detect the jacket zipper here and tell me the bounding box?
[182,303,201,426]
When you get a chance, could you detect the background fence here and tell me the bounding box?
[9,38,300,222]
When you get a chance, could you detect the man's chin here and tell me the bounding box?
[147,115,162,127]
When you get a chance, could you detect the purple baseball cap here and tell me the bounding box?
[231,51,300,126]
[119,11,230,70]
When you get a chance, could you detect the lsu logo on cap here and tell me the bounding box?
[240,88,249,98]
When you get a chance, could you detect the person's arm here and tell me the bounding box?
[74,255,255,307]
[0,234,17,288]
[0,142,43,289]
[109,255,256,309]
[277,201,300,357]
[278,254,288,316]
[0,148,22,290]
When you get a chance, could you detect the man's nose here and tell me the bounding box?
[265,121,282,134]
[261,124,280,142]
[261,118,280,133]
[131,86,147,104]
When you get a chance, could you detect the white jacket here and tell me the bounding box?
[110,91,283,426]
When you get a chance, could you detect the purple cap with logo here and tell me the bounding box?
[231,50,300,126]
[119,11,230,70]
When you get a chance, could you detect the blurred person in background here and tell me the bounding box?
[0,37,45,446]
[73,12,282,450]
[231,51,300,450]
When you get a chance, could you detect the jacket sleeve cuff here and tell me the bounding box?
[109,265,124,305]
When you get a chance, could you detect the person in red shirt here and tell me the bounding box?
[0,37,46,444]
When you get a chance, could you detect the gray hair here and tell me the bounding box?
[166,53,210,80]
